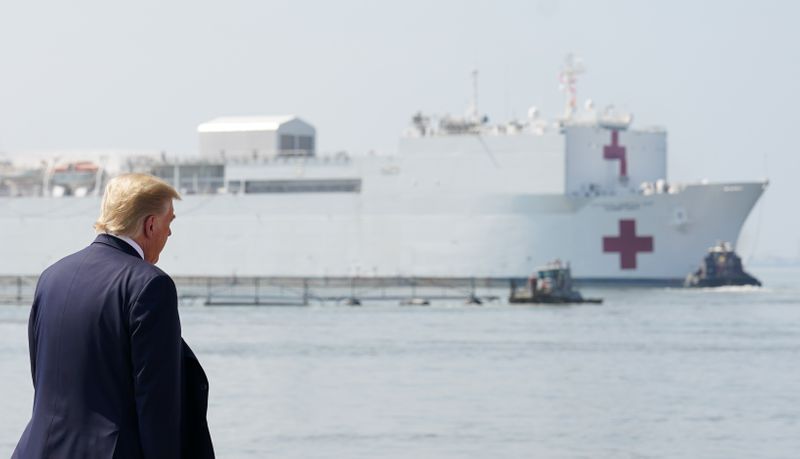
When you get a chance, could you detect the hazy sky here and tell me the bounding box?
[0,0,797,260]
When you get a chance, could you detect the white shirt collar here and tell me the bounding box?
[107,233,144,260]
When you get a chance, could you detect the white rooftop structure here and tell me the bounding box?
[198,115,316,160]
[197,115,298,133]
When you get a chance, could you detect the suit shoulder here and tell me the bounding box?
[41,243,173,291]
[39,245,93,278]
[132,264,176,295]
[130,258,170,279]
[86,240,170,280]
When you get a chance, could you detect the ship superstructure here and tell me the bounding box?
[0,58,766,284]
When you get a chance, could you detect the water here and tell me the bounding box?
[2,267,799,458]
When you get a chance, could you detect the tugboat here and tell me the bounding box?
[509,260,602,304]
[684,242,761,287]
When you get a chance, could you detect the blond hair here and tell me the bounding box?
[94,173,181,237]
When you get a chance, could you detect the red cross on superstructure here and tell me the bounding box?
[603,130,627,178]
[603,219,653,270]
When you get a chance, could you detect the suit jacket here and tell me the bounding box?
[13,234,214,459]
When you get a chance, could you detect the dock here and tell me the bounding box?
[0,275,508,306]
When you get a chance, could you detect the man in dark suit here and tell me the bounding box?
[13,173,214,458]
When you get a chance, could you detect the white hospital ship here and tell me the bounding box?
[0,59,766,284]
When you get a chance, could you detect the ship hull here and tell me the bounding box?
[0,181,765,282]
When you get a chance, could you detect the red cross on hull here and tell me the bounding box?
[603,130,627,178]
[603,219,653,269]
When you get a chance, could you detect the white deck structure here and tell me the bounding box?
[198,115,315,160]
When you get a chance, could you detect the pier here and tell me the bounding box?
[0,276,506,306]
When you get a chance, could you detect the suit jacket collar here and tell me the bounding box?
[93,234,143,259]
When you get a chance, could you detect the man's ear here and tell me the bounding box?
[143,215,156,237]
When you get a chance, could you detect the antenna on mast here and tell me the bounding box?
[469,69,479,121]
[559,54,585,120]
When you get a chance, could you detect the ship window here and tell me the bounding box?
[244,179,361,194]
[150,163,225,194]
[280,135,296,151]
[297,135,314,154]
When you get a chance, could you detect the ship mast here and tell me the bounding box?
[559,54,585,120]
[468,69,479,122]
